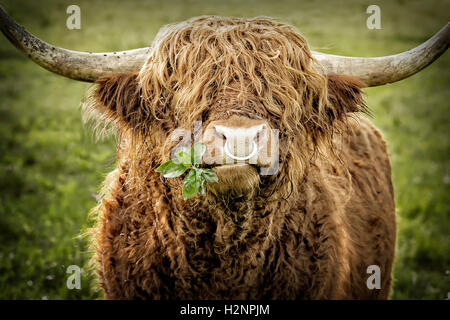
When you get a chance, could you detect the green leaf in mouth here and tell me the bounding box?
[192,142,207,165]
[156,143,219,200]
[155,160,189,178]
[182,169,200,199]
[173,146,192,165]
[197,168,219,183]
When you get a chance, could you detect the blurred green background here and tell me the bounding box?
[0,0,448,299]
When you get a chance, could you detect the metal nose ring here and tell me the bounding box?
[224,140,258,161]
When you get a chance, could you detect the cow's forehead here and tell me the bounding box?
[152,15,298,45]
[143,14,313,84]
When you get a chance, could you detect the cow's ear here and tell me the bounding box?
[93,72,142,128]
[325,74,367,122]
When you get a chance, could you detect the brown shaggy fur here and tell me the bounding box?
[83,16,396,299]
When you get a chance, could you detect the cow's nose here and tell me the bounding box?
[203,117,276,167]
[214,124,264,161]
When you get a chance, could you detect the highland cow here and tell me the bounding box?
[1,8,448,299]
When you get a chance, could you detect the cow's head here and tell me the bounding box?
[1,9,448,203]
[84,17,373,199]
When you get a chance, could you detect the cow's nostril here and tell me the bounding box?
[215,130,226,144]
[254,131,261,142]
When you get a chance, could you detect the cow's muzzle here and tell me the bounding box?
[202,116,279,172]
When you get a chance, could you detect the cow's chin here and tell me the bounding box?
[207,164,260,197]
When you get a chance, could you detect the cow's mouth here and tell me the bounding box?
[205,163,260,196]
[202,163,256,170]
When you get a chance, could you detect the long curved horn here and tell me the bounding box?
[1,6,448,85]
[0,5,150,82]
[312,23,450,86]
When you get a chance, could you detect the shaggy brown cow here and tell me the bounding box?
[1,9,448,299]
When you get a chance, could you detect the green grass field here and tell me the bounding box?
[0,0,448,299]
